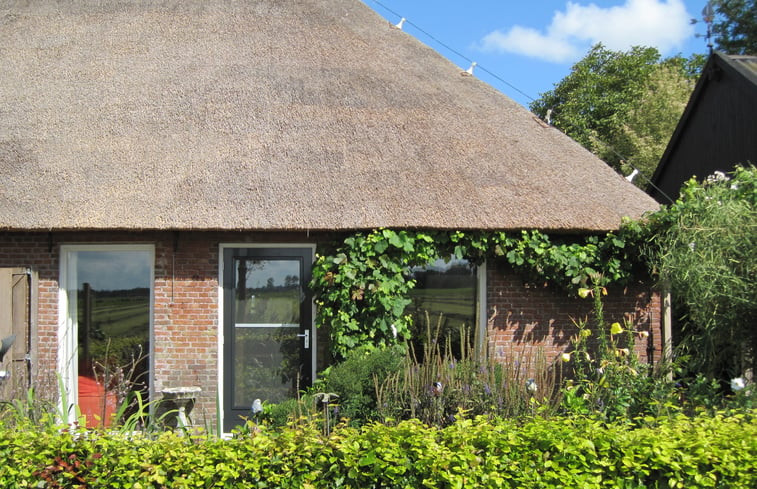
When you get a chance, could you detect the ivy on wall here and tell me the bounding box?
[310,226,644,359]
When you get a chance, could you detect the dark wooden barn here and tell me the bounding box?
[650,51,757,203]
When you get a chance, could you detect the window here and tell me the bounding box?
[405,258,481,358]
[60,245,153,426]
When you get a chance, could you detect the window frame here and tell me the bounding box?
[58,244,155,422]
[405,257,487,359]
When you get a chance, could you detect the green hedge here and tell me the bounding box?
[1,413,755,488]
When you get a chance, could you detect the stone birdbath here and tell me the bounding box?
[161,386,201,429]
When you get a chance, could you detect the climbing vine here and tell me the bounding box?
[310,226,644,359]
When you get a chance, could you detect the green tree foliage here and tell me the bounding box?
[530,44,698,187]
[642,166,757,379]
[712,0,757,54]
[619,60,696,177]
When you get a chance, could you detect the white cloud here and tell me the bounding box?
[480,0,694,63]
[482,26,581,63]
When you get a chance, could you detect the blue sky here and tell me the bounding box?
[363,0,714,107]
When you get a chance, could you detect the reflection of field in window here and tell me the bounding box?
[233,328,299,405]
[82,289,150,368]
[244,288,299,325]
[406,258,476,358]
[236,259,301,325]
[72,249,152,426]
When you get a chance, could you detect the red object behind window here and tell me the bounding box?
[78,376,117,428]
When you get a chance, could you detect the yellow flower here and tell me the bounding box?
[580,329,592,338]
[610,322,623,335]
[638,330,649,338]
[578,288,592,298]
[561,352,571,362]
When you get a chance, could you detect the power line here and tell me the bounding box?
[370,0,536,103]
[367,0,674,203]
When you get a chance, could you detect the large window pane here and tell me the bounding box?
[232,258,303,406]
[232,326,300,406]
[72,249,151,427]
[234,259,300,326]
[406,258,477,358]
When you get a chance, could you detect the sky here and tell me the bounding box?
[363,0,715,108]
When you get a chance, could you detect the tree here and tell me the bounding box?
[641,166,757,380]
[712,0,757,54]
[530,44,699,187]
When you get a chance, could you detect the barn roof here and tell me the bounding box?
[0,0,657,232]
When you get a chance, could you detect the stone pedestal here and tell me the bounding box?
[161,386,201,429]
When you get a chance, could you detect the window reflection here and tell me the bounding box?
[73,250,151,427]
[234,259,301,325]
[406,258,477,359]
[232,258,303,406]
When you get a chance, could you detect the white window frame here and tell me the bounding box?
[58,244,155,423]
[477,262,488,357]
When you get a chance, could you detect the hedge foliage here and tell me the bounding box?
[2,413,755,488]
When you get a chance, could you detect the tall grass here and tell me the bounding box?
[376,313,560,425]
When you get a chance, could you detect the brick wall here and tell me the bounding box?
[0,230,323,425]
[0,232,663,427]
[486,259,663,373]
[152,232,219,421]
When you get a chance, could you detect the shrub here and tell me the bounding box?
[1,412,755,488]
[640,166,757,379]
[560,285,679,421]
[313,344,406,425]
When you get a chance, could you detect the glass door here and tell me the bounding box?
[222,247,312,431]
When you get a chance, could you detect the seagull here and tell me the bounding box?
[462,61,477,76]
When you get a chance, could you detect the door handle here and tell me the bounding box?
[297,330,310,349]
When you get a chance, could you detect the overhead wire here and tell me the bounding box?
[370,0,535,103]
[367,0,676,203]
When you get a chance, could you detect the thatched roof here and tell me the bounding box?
[0,0,657,232]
